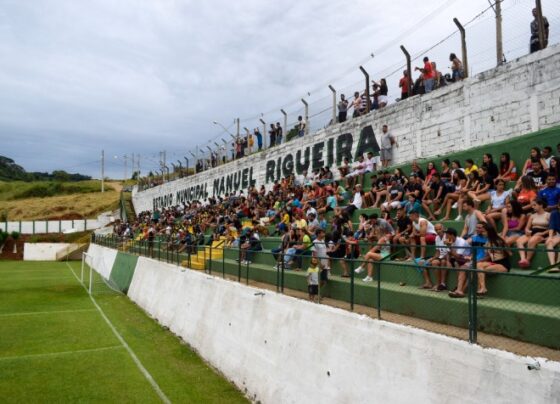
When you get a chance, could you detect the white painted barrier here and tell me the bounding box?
[2,219,100,234]
[86,244,117,280]
[23,243,79,261]
[123,256,560,404]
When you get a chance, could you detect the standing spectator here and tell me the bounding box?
[338,94,349,123]
[399,70,411,100]
[432,62,446,89]
[275,122,283,145]
[306,257,320,302]
[449,53,464,81]
[530,8,549,53]
[351,92,362,118]
[254,128,263,151]
[269,124,276,147]
[297,116,306,137]
[415,56,435,93]
[380,124,396,167]
[313,229,330,285]
[373,79,389,108]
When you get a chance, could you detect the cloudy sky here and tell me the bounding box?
[0,0,552,178]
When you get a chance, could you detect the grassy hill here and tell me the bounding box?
[0,180,122,221]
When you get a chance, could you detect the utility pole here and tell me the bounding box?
[137,153,141,175]
[131,154,135,178]
[101,150,105,193]
[123,154,128,180]
[495,0,503,65]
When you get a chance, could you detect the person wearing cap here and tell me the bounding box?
[408,210,437,261]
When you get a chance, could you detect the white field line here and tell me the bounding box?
[65,262,171,404]
[0,345,123,362]
[1,276,76,282]
[0,269,68,274]
[0,308,97,318]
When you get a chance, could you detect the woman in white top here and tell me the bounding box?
[485,179,511,228]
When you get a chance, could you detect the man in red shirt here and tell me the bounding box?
[415,56,435,93]
[399,70,410,100]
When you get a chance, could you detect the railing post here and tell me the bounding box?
[377,262,381,319]
[246,261,249,286]
[222,246,226,279]
[454,18,469,78]
[359,66,371,113]
[281,252,285,293]
[238,246,241,282]
[209,244,213,274]
[350,258,355,311]
[328,85,336,124]
[400,45,412,98]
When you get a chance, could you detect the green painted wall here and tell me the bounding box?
[110,252,139,294]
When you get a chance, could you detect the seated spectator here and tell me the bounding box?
[403,194,422,215]
[527,160,548,189]
[522,147,548,175]
[485,179,511,228]
[466,166,494,208]
[327,226,348,276]
[345,155,366,189]
[549,156,559,187]
[419,223,448,290]
[354,236,391,282]
[514,175,538,212]
[312,229,330,284]
[345,185,364,216]
[338,157,350,178]
[408,210,437,260]
[482,153,499,180]
[239,229,262,265]
[476,223,511,296]
[516,198,550,268]
[422,172,446,221]
[272,227,292,269]
[464,159,478,176]
[392,207,412,254]
[501,200,527,246]
[381,177,404,218]
[410,160,425,180]
[446,228,473,298]
[461,200,487,241]
[546,204,560,272]
[497,152,517,181]
[339,228,360,278]
[435,169,467,220]
[424,161,438,184]
[538,174,560,211]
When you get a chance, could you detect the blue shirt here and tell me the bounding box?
[471,234,488,261]
[549,210,560,233]
[538,186,560,208]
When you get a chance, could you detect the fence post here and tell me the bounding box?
[246,261,249,286]
[328,85,336,124]
[32,220,35,234]
[280,109,288,143]
[222,246,225,279]
[209,244,213,274]
[301,98,309,135]
[259,118,267,149]
[400,45,412,98]
[453,18,469,78]
[85,218,88,230]
[536,0,546,50]
[46,220,48,233]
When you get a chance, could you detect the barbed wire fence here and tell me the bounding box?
[135,0,559,185]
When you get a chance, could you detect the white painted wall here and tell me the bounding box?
[133,44,560,213]
[86,244,117,279]
[23,243,78,261]
[110,254,559,404]
[2,219,101,234]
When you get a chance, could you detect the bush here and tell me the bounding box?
[11,231,20,240]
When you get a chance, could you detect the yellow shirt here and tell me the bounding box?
[296,219,307,229]
[465,164,478,176]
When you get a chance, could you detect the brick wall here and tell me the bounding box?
[133,44,560,213]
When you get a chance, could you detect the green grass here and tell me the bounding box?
[0,180,113,201]
[0,260,248,403]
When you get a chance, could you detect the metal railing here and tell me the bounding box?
[93,234,560,359]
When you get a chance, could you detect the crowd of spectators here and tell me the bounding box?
[114,135,560,299]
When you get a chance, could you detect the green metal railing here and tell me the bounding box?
[93,234,560,357]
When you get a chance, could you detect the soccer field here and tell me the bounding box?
[0,260,248,403]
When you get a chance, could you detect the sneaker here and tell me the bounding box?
[354,265,364,274]
[273,264,280,270]
[363,276,373,282]
[454,215,462,221]
[452,202,458,209]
